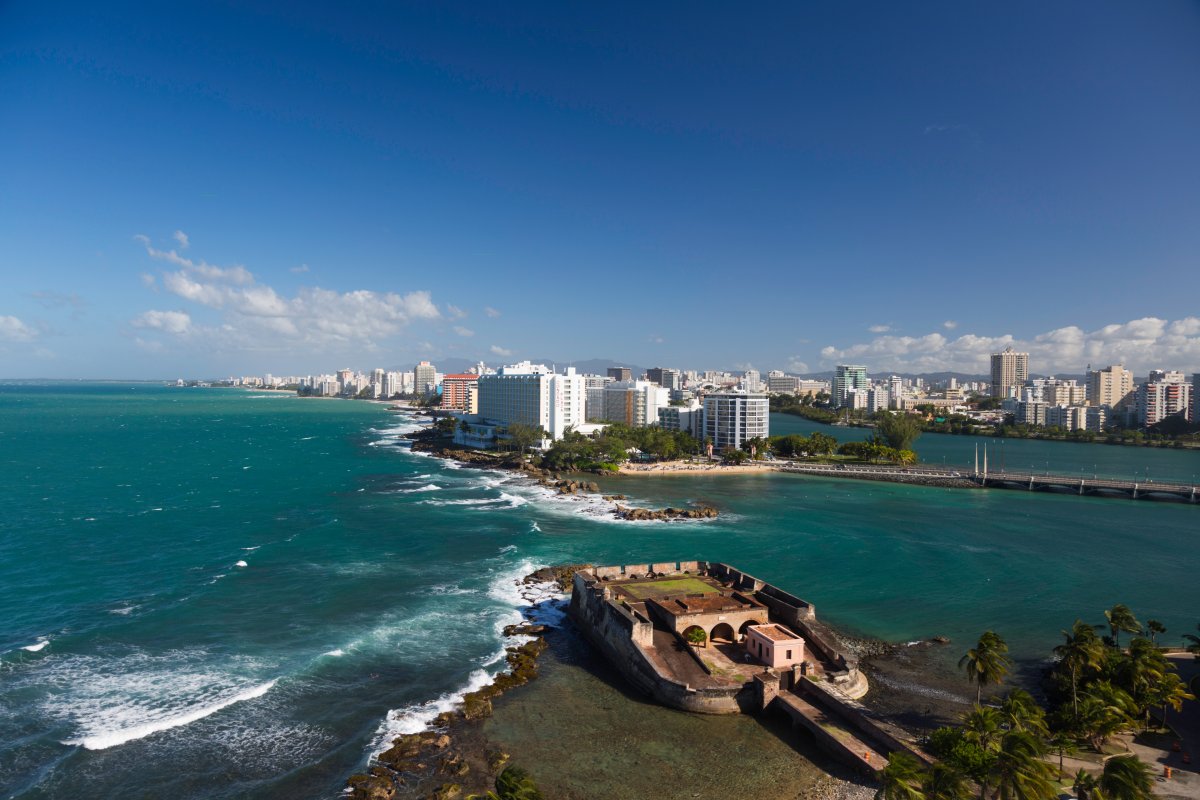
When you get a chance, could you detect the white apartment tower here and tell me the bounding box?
[1086,365,1134,409]
[703,391,769,451]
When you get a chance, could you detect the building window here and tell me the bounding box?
[786,649,792,660]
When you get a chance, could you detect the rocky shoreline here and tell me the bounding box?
[406,431,721,522]
[344,566,582,800]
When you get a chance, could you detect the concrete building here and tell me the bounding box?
[583,374,613,422]
[1045,405,1104,432]
[991,347,1029,399]
[550,368,587,436]
[766,371,799,394]
[745,624,805,670]
[603,380,669,428]
[741,369,762,392]
[607,367,632,382]
[887,375,904,410]
[414,361,438,395]
[657,401,704,438]
[476,361,553,437]
[1087,365,1134,410]
[832,365,869,408]
[440,373,479,413]
[1138,371,1191,427]
[867,387,888,414]
[1195,373,1200,425]
[646,367,682,391]
[703,391,769,451]
[1017,400,1048,427]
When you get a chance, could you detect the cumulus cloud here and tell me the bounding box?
[446,304,467,319]
[0,315,38,342]
[484,306,501,318]
[820,316,1200,375]
[785,358,810,374]
[868,324,891,334]
[490,345,513,357]
[453,326,474,337]
[173,230,190,249]
[132,310,192,335]
[943,320,958,330]
[135,233,444,353]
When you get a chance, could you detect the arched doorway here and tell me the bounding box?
[738,620,757,642]
[682,625,707,648]
[710,623,735,644]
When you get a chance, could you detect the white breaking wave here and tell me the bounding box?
[22,640,49,652]
[63,679,279,750]
[393,484,441,494]
[235,560,248,568]
[369,669,492,756]
[322,649,346,658]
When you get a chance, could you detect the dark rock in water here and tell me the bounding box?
[502,623,547,637]
[612,504,719,521]
[522,564,588,592]
[930,636,951,645]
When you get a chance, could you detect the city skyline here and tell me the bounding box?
[3,3,1200,379]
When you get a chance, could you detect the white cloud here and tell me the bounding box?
[173,230,190,249]
[820,316,1200,375]
[132,310,192,335]
[647,334,665,344]
[135,234,445,353]
[290,264,310,274]
[446,304,467,319]
[943,320,958,330]
[134,337,166,354]
[0,315,38,342]
[140,273,157,288]
[490,345,513,357]
[868,324,891,334]
[785,358,809,374]
[485,306,501,318]
[453,326,474,337]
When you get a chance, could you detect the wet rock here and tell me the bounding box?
[613,504,719,521]
[930,636,951,645]
[431,782,462,800]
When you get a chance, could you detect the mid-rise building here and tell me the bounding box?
[607,367,632,382]
[1017,400,1048,427]
[702,391,769,452]
[1087,365,1134,410]
[766,371,799,394]
[414,361,438,395]
[887,375,904,410]
[991,347,1029,399]
[741,369,762,393]
[603,380,669,428]
[832,365,869,408]
[1138,372,1191,427]
[441,373,479,414]
[583,375,612,421]
[657,401,704,438]
[476,361,553,437]
[646,367,682,391]
[549,368,586,436]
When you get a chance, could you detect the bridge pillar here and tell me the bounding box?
[1079,479,1085,495]
[1132,483,1138,500]
[1029,477,1035,491]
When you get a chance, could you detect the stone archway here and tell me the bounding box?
[738,620,757,642]
[682,625,707,648]
[710,622,735,644]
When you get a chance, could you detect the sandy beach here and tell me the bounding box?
[618,459,780,475]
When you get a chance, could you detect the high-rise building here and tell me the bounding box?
[887,375,904,410]
[474,362,584,441]
[607,367,632,382]
[646,367,682,391]
[990,347,1029,399]
[549,368,586,436]
[702,391,769,451]
[742,370,762,392]
[1138,371,1191,428]
[603,380,669,427]
[832,365,869,408]
[441,373,479,413]
[657,401,704,438]
[1194,373,1200,424]
[414,361,438,395]
[583,375,612,422]
[1087,365,1134,409]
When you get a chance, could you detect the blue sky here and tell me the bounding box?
[2,1,1199,378]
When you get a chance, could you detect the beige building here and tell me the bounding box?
[1087,365,1134,409]
[990,347,1029,399]
[745,623,806,669]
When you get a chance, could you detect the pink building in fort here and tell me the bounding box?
[745,623,805,669]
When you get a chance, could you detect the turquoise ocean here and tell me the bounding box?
[1,383,1197,798]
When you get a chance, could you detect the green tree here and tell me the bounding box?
[959,631,1012,703]
[1104,604,1140,650]
[502,423,546,455]
[1096,755,1155,800]
[1183,623,1200,658]
[923,763,971,800]
[1076,681,1136,750]
[999,689,1048,737]
[875,752,927,800]
[1072,769,1098,800]
[875,411,924,450]
[988,730,1058,800]
[963,705,1004,753]
[1054,620,1105,719]
[685,627,707,647]
[1144,619,1165,644]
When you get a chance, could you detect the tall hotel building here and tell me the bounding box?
[832,365,869,408]
[990,347,1029,399]
[475,362,584,440]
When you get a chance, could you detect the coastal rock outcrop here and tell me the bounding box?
[612,504,719,521]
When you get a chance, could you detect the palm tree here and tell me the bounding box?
[1148,671,1194,730]
[1144,619,1165,645]
[960,631,1013,703]
[1184,623,1200,658]
[1116,637,1169,727]
[963,704,1004,752]
[1073,769,1098,800]
[1104,605,1140,650]
[1054,620,1105,719]
[876,752,927,800]
[923,762,971,800]
[1046,730,1078,778]
[999,688,1048,737]
[989,730,1058,800]
[1096,755,1155,800]
[1076,681,1136,750]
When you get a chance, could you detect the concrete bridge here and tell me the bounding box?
[778,462,1199,503]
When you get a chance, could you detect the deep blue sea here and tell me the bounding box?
[1,383,1196,798]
